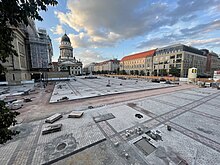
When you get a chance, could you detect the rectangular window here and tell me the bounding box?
[176,59,182,63]
[20,55,26,68]
[177,54,182,58]
[18,42,24,54]
[176,64,181,68]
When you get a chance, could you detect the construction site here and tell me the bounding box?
[0,76,220,165]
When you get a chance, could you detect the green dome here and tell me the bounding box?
[61,33,70,42]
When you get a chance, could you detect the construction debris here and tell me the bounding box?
[42,124,62,135]
[68,111,84,118]
[45,113,62,123]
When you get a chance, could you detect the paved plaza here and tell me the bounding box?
[50,76,175,103]
[0,80,220,165]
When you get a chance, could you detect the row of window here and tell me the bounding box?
[60,66,81,70]
[123,59,146,65]
[156,49,182,55]
[123,64,145,68]
[154,64,182,69]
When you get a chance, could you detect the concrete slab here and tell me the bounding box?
[42,124,62,135]
[68,111,84,118]
[105,105,151,132]
[45,113,62,123]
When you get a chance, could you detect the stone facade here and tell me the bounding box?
[83,62,97,74]
[0,19,53,84]
[0,27,31,84]
[58,34,82,75]
[154,44,207,77]
[94,59,120,73]
[120,50,155,75]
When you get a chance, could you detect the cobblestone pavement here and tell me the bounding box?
[17,82,194,123]
[1,85,220,165]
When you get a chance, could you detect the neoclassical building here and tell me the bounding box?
[58,33,82,75]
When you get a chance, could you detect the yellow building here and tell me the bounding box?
[120,50,156,76]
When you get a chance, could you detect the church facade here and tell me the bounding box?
[58,33,82,75]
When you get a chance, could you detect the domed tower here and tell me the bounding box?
[59,33,73,58]
[58,33,83,76]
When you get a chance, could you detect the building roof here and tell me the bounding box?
[120,49,156,62]
[156,44,204,56]
[61,33,70,42]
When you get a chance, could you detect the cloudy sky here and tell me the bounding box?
[36,0,220,65]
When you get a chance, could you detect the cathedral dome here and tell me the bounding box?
[61,33,70,42]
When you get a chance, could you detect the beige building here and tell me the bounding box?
[83,62,96,74]
[94,59,120,73]
[0,26,31,84]
[154,44,207,77]
[120,50,155,75]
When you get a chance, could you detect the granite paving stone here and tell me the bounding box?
[171,111,220,143]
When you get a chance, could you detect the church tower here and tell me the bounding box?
[59,33,73,58]
[58,33,82,75]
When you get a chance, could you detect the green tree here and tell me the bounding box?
[130,70,134,75]
[0,0,58,144]
[169,67,180,77]
[0,0,58,74]
[0,101,20,144]
[160,69,168,76]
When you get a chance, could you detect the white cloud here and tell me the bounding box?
[185,38,220,46]
[54,37,61,44]
[50,25,64,35]
[74,49,108,66]
[53,0,220,55]
[55,0,170,48]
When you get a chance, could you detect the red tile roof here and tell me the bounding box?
[121,49,156,62]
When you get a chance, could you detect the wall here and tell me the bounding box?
[47,72,69,78]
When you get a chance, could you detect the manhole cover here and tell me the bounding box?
[135,114,143,119]
[56,142,67,151]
